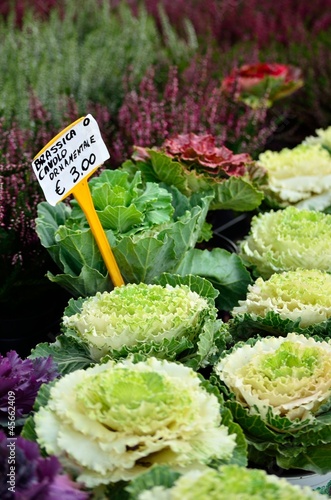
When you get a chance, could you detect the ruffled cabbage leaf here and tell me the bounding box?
[31,358,242,487]
[125,464,325,500]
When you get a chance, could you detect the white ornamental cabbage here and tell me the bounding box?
[239,206,331,278]
[232,269,331,328]
[303,125,331,151]
[62,281,225,367]
[214,333,331,473]
[34,357,237,487]
[257,144,331,209]
[215,333,331,422]
[64,283,211,351]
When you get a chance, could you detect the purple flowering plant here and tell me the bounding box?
[0,430,89,499]
[0,351,59,426]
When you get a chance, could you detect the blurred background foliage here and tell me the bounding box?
[1,0,331,309]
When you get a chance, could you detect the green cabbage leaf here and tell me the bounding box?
[122,149,264,211]
[35,169,212,297]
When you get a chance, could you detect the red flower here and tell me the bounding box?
[221,62,303,107]
[162,133,251,177]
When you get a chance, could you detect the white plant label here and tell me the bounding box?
[32,114,110,206]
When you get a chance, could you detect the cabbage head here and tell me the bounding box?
[34,357,240,487]
[125,464,325,500]
[60,276,228,369]
[229,269,331,341]
[257,144,331,210]
[239,206,331,279]
[213,332,331,473]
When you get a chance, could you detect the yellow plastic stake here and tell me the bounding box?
[71,177,124,287]
[33,116,124,288]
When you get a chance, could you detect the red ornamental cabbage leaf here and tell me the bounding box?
[162,133,251,177]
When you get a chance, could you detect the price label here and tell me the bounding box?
[32,114,110,206]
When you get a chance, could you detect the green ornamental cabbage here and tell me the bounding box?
[126,464,325,500]
[34,357,240,487]
[257,144,331,210]
[35,169,212,297]
[239,206,331,278]
[61,279,227,368]
[213,332,331,473]
[229,269,331,341]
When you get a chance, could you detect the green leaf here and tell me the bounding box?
[277,443,331,474]
[149,150,189,193]
[46,264,112,298]
[29,335,94,375]
[177,248,252,310]
[211,177,264,211]
[152,272,220,301]
[229,312,331,343]
[125,465,180,499]
[97,205,144,232]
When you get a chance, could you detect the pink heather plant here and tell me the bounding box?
[111,59,279,165]
[0,92,112,276]
[126,0,331,48]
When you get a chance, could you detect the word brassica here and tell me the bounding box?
[214,333,331,473]
[34,357,241,488]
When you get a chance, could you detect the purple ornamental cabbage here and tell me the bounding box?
[0,351,59,424]
[0,430,89,499]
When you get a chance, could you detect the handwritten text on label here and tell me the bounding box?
[32,115,110,206]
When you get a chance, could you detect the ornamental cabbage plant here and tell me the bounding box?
[257,144,331,210]
[213,332,331,473]
[60,276,227,369]
[33,357,243,488]
[35,168,212,298]
[125,464,325,500]
[303,125,331,154]
[221,62,303,109]
[229,269,331,341]
[122,133,264,211]
[239,206,331,278]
